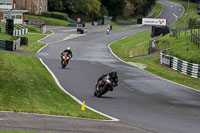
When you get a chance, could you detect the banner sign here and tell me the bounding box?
[142,18,166,26]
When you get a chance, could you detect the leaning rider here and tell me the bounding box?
[96,70,118,91]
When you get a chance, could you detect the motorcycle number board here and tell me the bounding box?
[142,18,166,26]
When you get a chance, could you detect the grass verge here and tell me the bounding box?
[23,25,42,33]
[0,51,108,119]
[124,57,200,90]
[156,30,200,64]
[110,29,200,90]
[0,33,17,41]
[110,30,151,58]
[25,14,69,27]
[18,33,49,53]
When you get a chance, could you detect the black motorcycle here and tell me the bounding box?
[61,53,70,68]
[94,76,113,97]
[107,29,110,35]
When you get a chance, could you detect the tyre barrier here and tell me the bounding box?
[0,38,21,51]
[13,28,28,36]
[160,52,200,79]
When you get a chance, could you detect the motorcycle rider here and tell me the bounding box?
[96,70,118,91]
[60,47,73,59]
[106,28,110,35]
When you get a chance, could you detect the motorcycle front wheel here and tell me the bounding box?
[95,86,104,97]
[61,60,68,68]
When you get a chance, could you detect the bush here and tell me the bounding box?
[41,12,68,20]
[41,12,51,18]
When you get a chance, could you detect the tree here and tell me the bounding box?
[100,0,127,17]
[48,0,64,12]
[127,0,156,17]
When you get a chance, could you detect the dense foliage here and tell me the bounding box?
[48,0,156,21]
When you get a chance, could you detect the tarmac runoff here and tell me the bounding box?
[63,34,86,40]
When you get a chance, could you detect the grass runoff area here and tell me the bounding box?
[169,0,199,27]
[25,14,69,27]
[17,25,52,53]
[110,29,200,90]
[110,30,151,58]
[0,51,107,120]
[18,33,47,53]
[0,33,17,41]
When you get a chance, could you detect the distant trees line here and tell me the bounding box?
[48,0,156,21]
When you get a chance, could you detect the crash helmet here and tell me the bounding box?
[66,47,71,51]
[111,70,117,77]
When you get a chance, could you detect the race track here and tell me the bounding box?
[1,1,200,133]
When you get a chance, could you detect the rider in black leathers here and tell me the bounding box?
[96,70,118,91]
[60,47,73,59]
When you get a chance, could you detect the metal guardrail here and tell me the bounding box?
[115,21,137,26]
[160,52,200,79]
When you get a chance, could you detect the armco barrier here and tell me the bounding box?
[68,23,77,27]
[0,40,6,50]
[160,52,200,79]
[0,38,21,51]
[115,21,137,26]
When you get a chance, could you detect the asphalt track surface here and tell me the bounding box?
[1,0,200,133]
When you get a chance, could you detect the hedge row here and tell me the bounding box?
[41,12,68,20]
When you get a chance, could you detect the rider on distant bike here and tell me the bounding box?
[96,70,118,91]
[60,47,73,59]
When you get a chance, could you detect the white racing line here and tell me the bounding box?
[59,29,76,32]
[63,34,86,41]
[36,31,119,121]
[37,30,54,54]
[172,13,178,19]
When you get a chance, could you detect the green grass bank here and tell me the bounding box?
[0,51,108,119]
[110,29,200,90]
[25,14,69,27]
[110,30,151,58]
[18,33,48,53]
